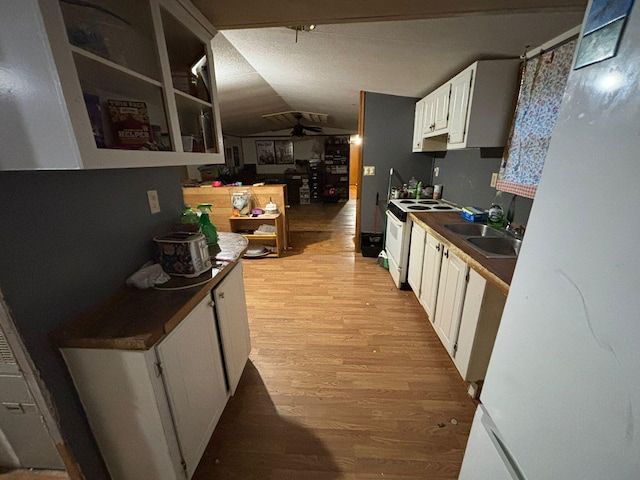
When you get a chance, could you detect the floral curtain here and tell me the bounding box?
[496,39,577,198]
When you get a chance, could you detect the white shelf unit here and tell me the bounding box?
[1,0,224,170]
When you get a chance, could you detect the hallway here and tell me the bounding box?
[193,200,477,479]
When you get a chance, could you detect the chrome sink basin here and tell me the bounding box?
[444,223,506,237]
[466,236,522,258]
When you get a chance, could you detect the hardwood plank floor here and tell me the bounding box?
[194,200,477,479]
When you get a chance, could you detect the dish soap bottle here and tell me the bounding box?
[416,181,423,199]
[487,191,505,229]
[197,204,218,246]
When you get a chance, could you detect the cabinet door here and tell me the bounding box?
[448,67,473,145]
[422,95,436,136]
[433,83,451,132]
[412,99,426,151]
[156,295,228,477]
[419,233,443,320]
[455,269,506,383]
[407,224,426,294]
[433,249,469,356]
[213,262,252,395]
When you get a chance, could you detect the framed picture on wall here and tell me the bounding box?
[256,140,275,164]
[275,140,294,164]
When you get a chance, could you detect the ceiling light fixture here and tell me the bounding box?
[286,25,317,43]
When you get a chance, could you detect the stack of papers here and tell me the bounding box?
[253,224,276,235]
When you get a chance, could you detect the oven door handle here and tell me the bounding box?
[386,209,403,227]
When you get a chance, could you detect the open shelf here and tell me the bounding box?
[229,214,284,257]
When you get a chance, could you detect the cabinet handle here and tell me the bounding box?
[208,300,215,308]
[436,244,440,252]
[218,292,225,299]
[444,249,449,259]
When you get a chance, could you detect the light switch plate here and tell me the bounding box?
[490,173,498,188]
[434,167,440,177]
[363,166,376,176]
[147,190,160,214]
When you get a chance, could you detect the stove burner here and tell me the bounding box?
[408,205,431,210]
[433,205,453,210]
[417,200,439,204]
[399,200,416,204]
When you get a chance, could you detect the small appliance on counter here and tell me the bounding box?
[154,232,212,277]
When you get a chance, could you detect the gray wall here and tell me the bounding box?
[361,92,434,233]
[0,167,186,479]
[434,149,533,225]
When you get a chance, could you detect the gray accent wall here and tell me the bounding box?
[0,167,186,479]
[434,150,533,225]
[361,92,434,233]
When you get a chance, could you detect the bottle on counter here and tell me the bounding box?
[180,205,199,225]
[416,181,423,199]
[487,191,506,229]
[197,204,218,246]
[407,177,418,198]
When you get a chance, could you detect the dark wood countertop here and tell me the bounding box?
[409,211,517,294]
[51,233,248,351]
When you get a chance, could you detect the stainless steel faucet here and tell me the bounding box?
[505,195,526,239]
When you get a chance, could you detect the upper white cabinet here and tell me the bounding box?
[412,59,520,152]
[421,83,451,137]
[447,60,520,150]
[1,0,224,170]
[412,99,426,152]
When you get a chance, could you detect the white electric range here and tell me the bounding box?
[385,199,459,289]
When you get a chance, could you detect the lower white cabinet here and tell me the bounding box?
[60,262,252,480]
[412,225,507,389]
[454,269,506,383]
[213,262,251,395]
[407,223,426,294]
[62,295,227,480]
[419,232,443,319]
[433,248,469,356]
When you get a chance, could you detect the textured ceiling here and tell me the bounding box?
[205,4,586,137]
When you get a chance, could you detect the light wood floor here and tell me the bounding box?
[194,200,477,479]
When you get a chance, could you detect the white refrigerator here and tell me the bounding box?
[459,2,640,479]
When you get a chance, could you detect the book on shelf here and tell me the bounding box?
[107,100,151,149]
[83,93,106,148]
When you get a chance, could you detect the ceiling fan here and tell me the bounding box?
[260,111,328,137]
[289,113,322,137]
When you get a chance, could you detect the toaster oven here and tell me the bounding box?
[154,232,212,277]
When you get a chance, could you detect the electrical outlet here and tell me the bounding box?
[490,173,498,188]
[363,166,376,176]
[434,167,440,177]
[147,190,160,214]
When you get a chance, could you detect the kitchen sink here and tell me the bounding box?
[466,236,522,258]
[444,223,505,237]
